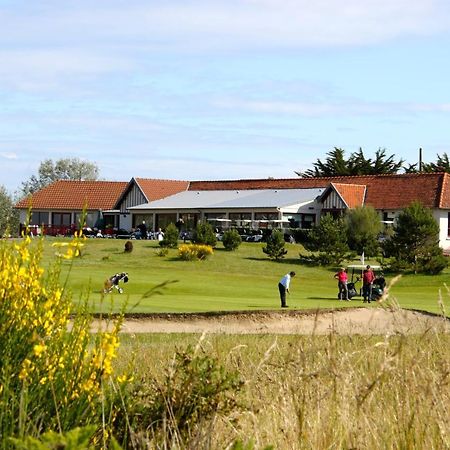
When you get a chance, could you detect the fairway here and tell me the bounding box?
[45,237,450,315]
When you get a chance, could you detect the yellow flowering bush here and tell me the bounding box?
[178,244,213,260]
[0,232,126,446]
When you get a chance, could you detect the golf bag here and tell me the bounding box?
[104,272,129,294]
[370,277,386,301]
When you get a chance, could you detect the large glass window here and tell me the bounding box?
[31,211,49,226]
[301,214,316,229]
[133,214,154,231]
[155,213,177,230]
[74,212,96,228]
[52,213,71,226]
[180,213,199,230]
[254,212,278,228]
[229,212,251,223]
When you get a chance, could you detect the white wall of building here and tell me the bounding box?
[433,209,450,250]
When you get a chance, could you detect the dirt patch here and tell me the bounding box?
[91,307,450,335]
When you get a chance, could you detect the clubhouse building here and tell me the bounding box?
[15,172,450,250]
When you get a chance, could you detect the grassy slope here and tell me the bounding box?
[43,237,450,314]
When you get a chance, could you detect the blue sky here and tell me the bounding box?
[2,0,450,193]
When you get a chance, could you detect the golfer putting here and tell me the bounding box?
[278,271,296,308]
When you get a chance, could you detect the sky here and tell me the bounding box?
[2,0,450,194]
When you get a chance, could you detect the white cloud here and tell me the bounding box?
[0,151,18,159]
[214,97,450,117]
[1,0,449,52]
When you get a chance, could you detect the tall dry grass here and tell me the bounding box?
[117,328,450,449]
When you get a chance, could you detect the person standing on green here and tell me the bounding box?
[278,271,296,308]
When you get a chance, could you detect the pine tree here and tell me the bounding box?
[263,229,288,260]
[383,202,447,274]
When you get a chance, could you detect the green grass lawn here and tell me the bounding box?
[41,237,450,315]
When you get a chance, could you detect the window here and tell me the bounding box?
[301,214,316,229]
[229,212,251,222]
[133,214,153,230]
[254,212,278,228]
[180,213,199,230]
[52,213,71,226]
[31,211,49,226]
[448,212,450,237]
[155,213,177,230]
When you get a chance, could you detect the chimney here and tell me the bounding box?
[419,147,423,172]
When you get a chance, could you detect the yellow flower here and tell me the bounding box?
[33,343,46,357]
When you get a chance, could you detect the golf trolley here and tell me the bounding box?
[339,264,383,301]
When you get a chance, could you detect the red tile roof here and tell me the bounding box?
[190,173,450,209]
[134,178,189,201]
[15,180,128,210]
[330,183,366,208]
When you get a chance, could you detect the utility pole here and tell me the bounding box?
[419,147,423,172]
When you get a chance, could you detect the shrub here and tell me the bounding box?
[124,240,133,253]
[192,221,217,247]
[156,247,169,257]
[222,229,242,251]
[178,244,213,260]
[263,229,287,260]
[121,345,243,444]
[160,223,179,248]
[0,234,127,447]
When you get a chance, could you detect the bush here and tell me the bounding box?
[263,229,287,260]
[120,346,243,444]
[222,229,242,251]
[156,247,169,257]
[0,234,128,447]
[160,223,179,248]
[178,244,213,260]
[192,221,217,247]
[124,240,133,253]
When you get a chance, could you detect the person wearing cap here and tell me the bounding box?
[334,267,349,301]
[362,265,376,303]
[278,271,296,308]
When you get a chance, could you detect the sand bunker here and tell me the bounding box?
[92,307,450,335]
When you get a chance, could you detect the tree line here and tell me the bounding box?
[297,147,450,177]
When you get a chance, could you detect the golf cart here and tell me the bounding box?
[342,264,383,301]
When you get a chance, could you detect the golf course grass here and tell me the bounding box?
[40,237,449,315]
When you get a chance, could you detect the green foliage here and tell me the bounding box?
[159,222,179,248]
[20,158,99,196]
[0,185,19,237]
[263,229,288,260]
[383,201,447,274]
[345,206,382,256]
[302,214,350,265]
[155,247,169,257]
[222,228,242,251]
[9,426,98,450]
[405,152,450,173]
[298,147,404,177]
[192,220,217,247]
[122,345,243,444]
[229,440,274,450]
